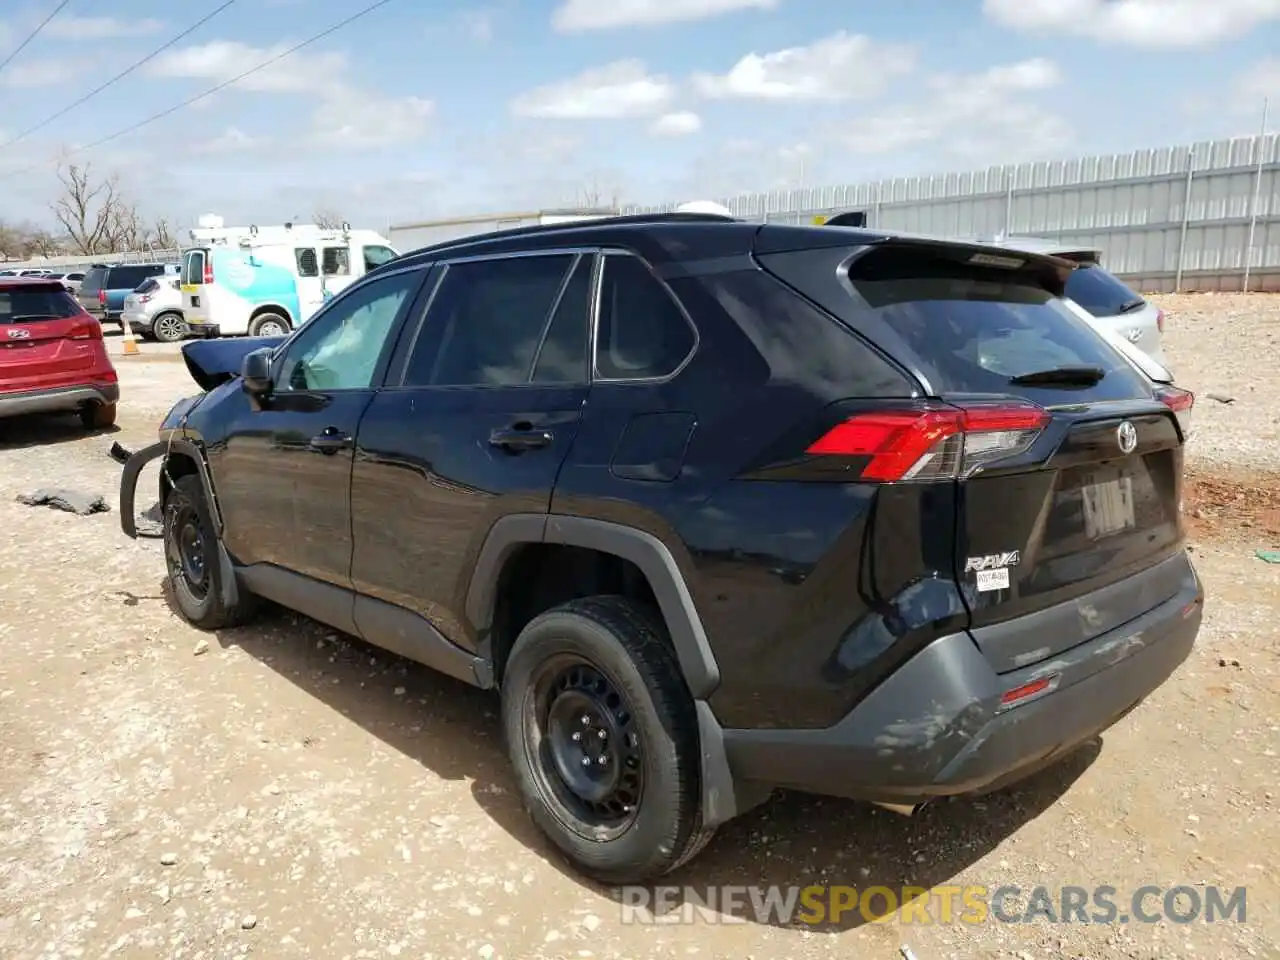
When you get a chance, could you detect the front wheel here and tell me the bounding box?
[248,312,289,338]
[152,312,189,343]
[501,595,715,884]
[163,474,257,630]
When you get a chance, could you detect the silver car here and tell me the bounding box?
[978,235,1167,368]
[122,275,189,343]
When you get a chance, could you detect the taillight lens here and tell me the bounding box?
[68,316,103,340]
[98,288,106,304]
[138,293,153,303]
[806,402,1050,482]
[1156,309,1165,334]
[1155,384,1193,413]
[203,262,214,284]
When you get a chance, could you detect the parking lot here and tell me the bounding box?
[1,295,1277,959]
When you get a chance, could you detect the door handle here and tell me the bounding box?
[308,427,352,454]
[489,425,553,451]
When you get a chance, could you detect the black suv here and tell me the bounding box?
[119,214,1203,883]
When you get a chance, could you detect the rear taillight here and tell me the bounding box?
[1155,384,1193,413]
[203,262,213,284]
[68,316,103,340]
[98,288,106,304]
[138,293,153,303]
[806,402,1050,482]
[1156,309,1165,334]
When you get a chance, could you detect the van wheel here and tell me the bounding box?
[163,475,257,630]
[248,313,289,337]
[152,312,189,343]
[80,402,117,430]
[501,595,715,884]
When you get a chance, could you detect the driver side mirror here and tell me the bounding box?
[241,347,274,397]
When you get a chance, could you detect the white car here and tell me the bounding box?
[122,274,188,343]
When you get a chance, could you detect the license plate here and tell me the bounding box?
[1081,471,1136,539]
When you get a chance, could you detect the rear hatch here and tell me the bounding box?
[755,231,1189,672]
[0,283,104,389]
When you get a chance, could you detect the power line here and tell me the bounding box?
[0,0,397,182]
[0,0,73,80]
[0,0,239,151]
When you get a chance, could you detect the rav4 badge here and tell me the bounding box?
[965,551,1019,593]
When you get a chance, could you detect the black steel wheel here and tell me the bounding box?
[162,474,257,630]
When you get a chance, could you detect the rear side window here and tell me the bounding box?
[296,248,319,278]
[0,287,81,321]
[595,254,695,380]
[323,246,350,276]
[402,254,578,387]
[1063,264,1144,318]
[181,250,206,286]
[136,278,160,294]
[80,267,108,294]
[845,251,1148,399]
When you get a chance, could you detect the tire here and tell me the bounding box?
[501,595,715,884]
[163,474,257,630]
[248,312,289,338]
[152,312,189,343]
[80,402,117,430]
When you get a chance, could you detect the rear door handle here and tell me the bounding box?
[489,426,553,451]
[309,427,352,454]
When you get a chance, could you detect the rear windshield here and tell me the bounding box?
[109,265,165,290]
[849,266,1150,401]
[0,287,81,321]
[1063,264,1144,318]
[80,267,108,294]
[135,278,160,294]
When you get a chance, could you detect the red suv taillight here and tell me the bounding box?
[806,402,1051,481]
[68,315,104,340]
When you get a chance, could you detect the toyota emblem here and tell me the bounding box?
[1117,420,1138,454]
[6,328,31,339]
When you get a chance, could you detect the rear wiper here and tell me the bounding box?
[1116,298,1146,314]
[1009,365,1106,386]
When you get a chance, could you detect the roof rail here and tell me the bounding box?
[406,210,739,257]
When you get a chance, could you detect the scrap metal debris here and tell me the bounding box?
[1256,549,1280,564]
[108,441,134,464]
[15,488,109,516]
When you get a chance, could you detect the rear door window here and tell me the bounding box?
[0,287,81,321]
[80,267,108,294]
[1063,264,1144,318]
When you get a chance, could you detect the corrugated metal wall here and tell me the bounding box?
[624,134,1280,292]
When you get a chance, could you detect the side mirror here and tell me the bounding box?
[241,347,274,397]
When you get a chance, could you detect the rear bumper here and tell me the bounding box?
[721,551,1203,804]
[0,383,120,419]
[124,311,153,334]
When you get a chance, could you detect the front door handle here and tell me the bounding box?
[489,425,553,452]
[309,427,352,454]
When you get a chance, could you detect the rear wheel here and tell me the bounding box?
[80,402,116,430]
[248,312,289,337]
[152,312,189,343]
[501,595,714,884]
[163,474,257,630]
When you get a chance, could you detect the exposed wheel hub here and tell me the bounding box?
[167,506,208,599]
[537,660,644,826]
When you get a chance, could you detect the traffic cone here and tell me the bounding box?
[121,320,140,357]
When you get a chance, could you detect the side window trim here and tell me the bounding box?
[526,252,587,382]
[268,264,431,391]
[390,246,601,390]
[590,248,700,385]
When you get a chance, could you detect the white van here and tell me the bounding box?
[179,221,399,338]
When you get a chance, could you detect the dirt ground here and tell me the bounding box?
[1,304,1278,960]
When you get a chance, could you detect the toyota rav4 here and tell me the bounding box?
[118,214,1203,884]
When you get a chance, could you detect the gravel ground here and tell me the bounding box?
[0,314,1278,960]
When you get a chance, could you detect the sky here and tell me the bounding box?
[0,0,1278,235]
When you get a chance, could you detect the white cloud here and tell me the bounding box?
[44,16,165,40]
[552,0,776,32]
[649,111,702,136]
[510,60,674,119]
[146,40,348,94]
[692,31,916,101]
[983,0,1280,47]
[0,60,84,89]
[188,126,263,155]
[844,58,1071,162]
[145,40,433,149]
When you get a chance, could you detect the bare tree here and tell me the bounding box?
[51,162,121,254]
[313,208,345,229]
[574,178,620,210]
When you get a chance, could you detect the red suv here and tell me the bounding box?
[0,277,119,429]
